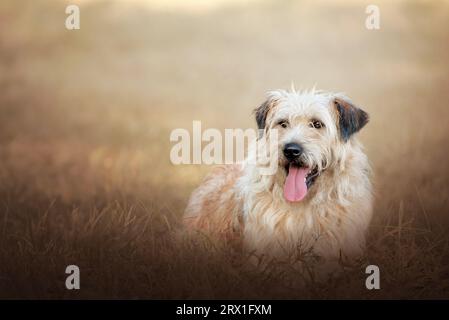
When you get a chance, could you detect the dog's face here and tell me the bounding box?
[254,89,368,202]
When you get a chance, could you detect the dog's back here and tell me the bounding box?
[184,164,243,242]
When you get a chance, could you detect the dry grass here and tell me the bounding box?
[1,0,449,299]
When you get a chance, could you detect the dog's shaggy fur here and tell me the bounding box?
[184,89,373,267]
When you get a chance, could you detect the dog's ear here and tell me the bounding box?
[254,97,277,130]
[334,97,369,142]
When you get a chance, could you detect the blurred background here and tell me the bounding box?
[0,0,449,298]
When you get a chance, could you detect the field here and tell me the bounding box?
[1,0,449,298]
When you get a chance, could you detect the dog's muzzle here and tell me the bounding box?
[282,143,320,202]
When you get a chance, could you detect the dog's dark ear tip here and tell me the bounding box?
[254,98,275,130]
[334,97,369,141]
[358,108,369,127]
[361,109,369,125]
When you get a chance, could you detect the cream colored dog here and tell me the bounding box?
[184,88,373,268]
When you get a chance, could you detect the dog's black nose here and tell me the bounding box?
[283,143,303,160]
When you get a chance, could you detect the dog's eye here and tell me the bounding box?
[277,120,289,128]
[310,120,324,129]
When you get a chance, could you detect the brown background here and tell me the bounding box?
[0,0,449,298]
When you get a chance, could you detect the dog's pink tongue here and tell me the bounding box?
[284,165,309,202]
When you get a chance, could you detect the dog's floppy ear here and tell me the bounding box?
[334,97,369,142]
[254,97,277,130]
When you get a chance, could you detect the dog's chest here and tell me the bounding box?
[242,190,342,256]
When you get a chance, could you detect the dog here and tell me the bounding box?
[184,88,373,269]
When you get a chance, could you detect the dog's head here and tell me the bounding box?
[254,89,368,202]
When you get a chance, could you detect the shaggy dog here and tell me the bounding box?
[184,89,373,269]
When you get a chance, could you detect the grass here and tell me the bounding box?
[0,0,449,299]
